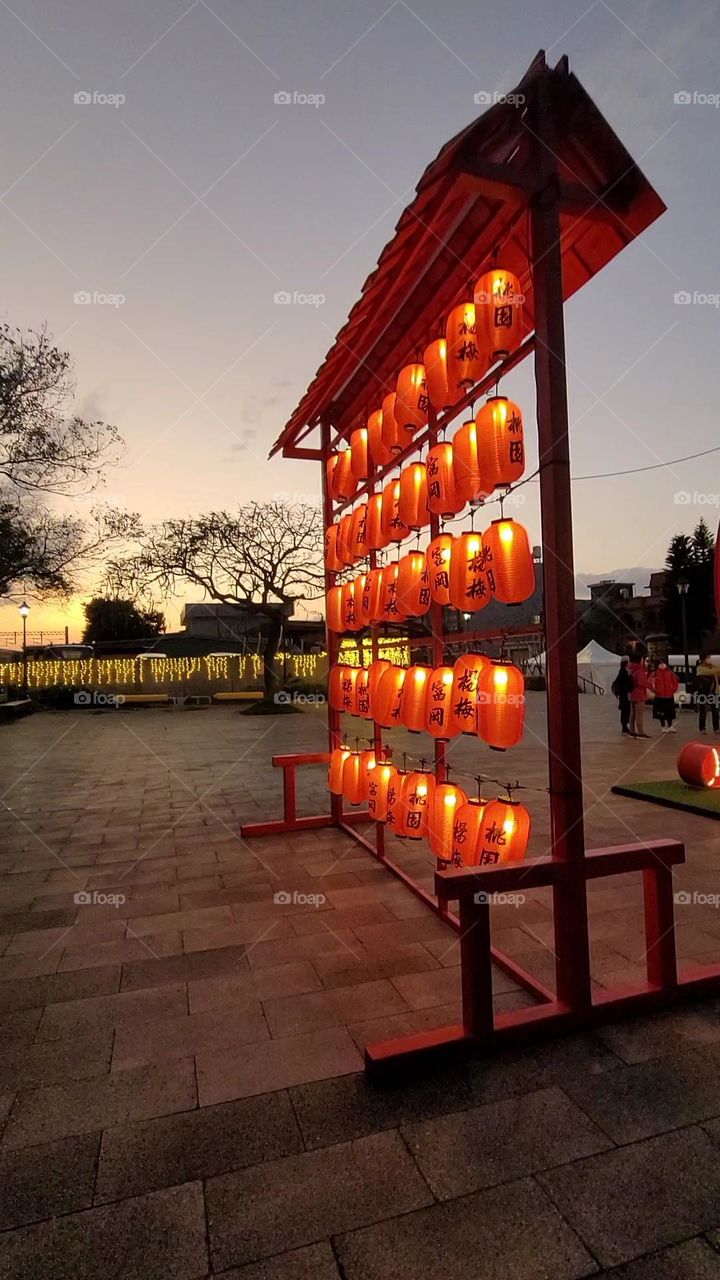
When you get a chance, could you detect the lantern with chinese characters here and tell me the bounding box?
[396,551,430,618]
[342,579,361,632]
[354,667,372,719]
[427,780,468,861]
[476,397,525,489]
[449,653,490,735]
[328,746,351,794]
[395,362,428,437]
[359,568,384,626]
[381,480,410,544]
[426,441,461,518]
[350,426,369,479]
[396,770,435,839]
[476,797,530,864]
[349,504,369,561]
[424,666,455,738]
[373,664,406,728]
[477,661,525,750]
[327,449,356,502]
[449,531,494,613]
[368,408,392,468]
[342,749,366,804]
[367,761,397,820]
[399,664,432,732]
[365,493,389,551]
[379,562,407,624]
[358,748,377,797]
[328,664,359,714]
[336,513,355,566]
[453,417,491,506]
[450,797,487,867]
[475,267,523,361]
[384,769,406,833]
[368,659,392,710]
[677,742,720,788]
[398,462,428,529]
[424,337,455,411]
[427,533,453,604]
[381,393,404,454]
[483,519,535,604]
[324,524,343,572]
[327,585,344,632]
[446,302,486,392]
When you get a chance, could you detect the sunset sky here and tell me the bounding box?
[1,0,719,643]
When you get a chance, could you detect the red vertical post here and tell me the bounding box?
[643,865,678,989]
[458,895,494,1040]
[321,416,343,823]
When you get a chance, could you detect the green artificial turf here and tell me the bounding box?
[612,779,720,819]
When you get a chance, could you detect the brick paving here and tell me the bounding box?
[0,699,720,1276]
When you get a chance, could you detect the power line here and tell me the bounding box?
[572,443,720,481]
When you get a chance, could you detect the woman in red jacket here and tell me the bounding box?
[627,649,650,738]
[649,661,679,733]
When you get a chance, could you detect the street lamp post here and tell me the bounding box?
[676,578,690,681]
[18,601,30,697]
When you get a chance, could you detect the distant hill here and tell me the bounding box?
[575,568,661,599]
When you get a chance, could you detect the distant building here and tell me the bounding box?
[576,573,669,651]
[180,602,324,652]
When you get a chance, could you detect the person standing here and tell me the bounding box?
[611,657,633,735]
[649,661,679,733]
[695,651,720,734]
[628,646,650,738]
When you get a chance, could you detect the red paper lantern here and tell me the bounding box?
[373,664,406,728]
[328,664,359,713]
[475,268,523,362]
[358,568,384,626]
[328,746,351,794]
[449,653,490,735]
[367,761,398,820]
[327,450,356,502]
[348,504,368,562]
[483,519,535,604]
[350,426,369,480]
[378,562,407,624]
[677,742,720,788]
[381,393,403,454]
[384,769,406,832]
[342,750,367,804]
[324,524,343,572]
[395,363,428,437]
[368,408,392,468]
[341,579,361,632]
[449,531,494,613]
[399,663,432,732]
[427,781,468,861]
[355,668,372,719]
[446,302,486,392]
[365,493,389,551]
[427,534,453,604]
[426,441,461,518]
[398,462,428,530]
[396,551,430,618]
[453,417,491,506]
[424,665,455,738]
[477,661,525,749]
[475,397,525,490]
[476,797,530,863]
[424,337,455,411]
[381,480,410,544]
[396,770,435,839]
[327,585,344,633]
[358,748,377,797]
[368,659,392,709]
[336,513,355,567]
[450,798,487,866]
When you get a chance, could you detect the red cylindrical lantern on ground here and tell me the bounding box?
[355,667,372,719]
[424,665,455,738]
[399,663,432,732]
[677,742,720,788]
[349,504,369,561]
[373,664,406,728]
[424,337,455,411]
[398,462,429,530]
[324,524,343,572]
[368,659,392,710]
[359,568,384,626]
[328,746,351,794]
[381,479,410,544]
[368,408,392,468]
[328,449,356,502]
[453,417,490,507]
[427,780,468,861]
[367,761,398,821]
[483,519,535,605]
[476,397,525,490]
[426,441,461,518]
[350,426,369,480]
[336,513,355,566]
[342,750,366,804]
[341,579,361,632]
[328,664,359,713]
[396,770,435,839]
[446,302,486,393]
[450,531,493,613]
[327,585,344,632]
[427,534,453,604]
[365,493,389,551]
[475,268,523,362]
[395,363,429,437]
[477,661,525,749]
[451,797,487,867]
[450,653,490,735]
[381,393,404,454]
[396,551,430,618]
[476,797,530,863]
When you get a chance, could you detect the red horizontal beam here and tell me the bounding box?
[271,752,330,767]
[240,814,333,837]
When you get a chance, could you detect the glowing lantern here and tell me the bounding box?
[677,742,720,788]
[396,551,430,617]
[426,442,461,518]
[365,493,389,551]
[324,524,343,572]
[328,746,351,794]
[350,504,369,560]
[453,418,490,506]
[378,562,406,624]
[396,770,435,839]
[427,534,453,604]
[381,480,410,544]
[328,664,359,713]
[360,568,384,626]
[341,579,361,632]
[450,653,490,735]
[358,748,377,797]
[342,750,367,804]
[336,513,355,566]
[381,393,404,454]
[395,363,428,437]
[384,769,406,833]
[475,397,525,489]
[427,781,468,861]
[476,797,530,864]
[399,664,432,732]
[350,426,369,479]
[475,267,523,362]
[327,585,344,633]
[367,408,392,468]
[367,761,398,821]
[477,661,525,750]
[449,531,493,613]
[355,668,372,719]
[327,450,356,502]
[450,798,487,866]
[483,519,535,604]
[373,665,406,728]
[398,462,429,529]
[424,666,455,738]
[446,302,485,392]
[368,659,392,709]
[424,337,455,411]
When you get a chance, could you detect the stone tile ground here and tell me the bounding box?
[1,699,720,1276]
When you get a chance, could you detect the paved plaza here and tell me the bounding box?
[2,697,720,1277]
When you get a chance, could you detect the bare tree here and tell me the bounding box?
[106,501,324,697]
